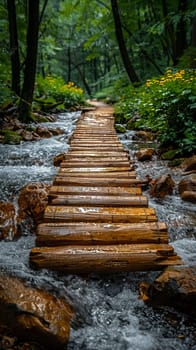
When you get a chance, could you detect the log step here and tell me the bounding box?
[49,185,142,196]
[60,161,132,168]
[30,244,182,274]
[36,222,168,246]
[48,194,148,207]
[58,167,132,173]
[68,151,128,157]
[69,146,124,151]
[43,206,157,223]
[63,155,130,161]
[53,177,144,187]
[57,171,136,179]
[70,141,122,145]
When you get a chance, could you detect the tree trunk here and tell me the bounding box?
[76,64,92,96]
[191,13,196,47]
[175,0,188,63]
[7,0,21,96]
[67,43,71,82]
[110,0,139,84]
[18,0,39,123]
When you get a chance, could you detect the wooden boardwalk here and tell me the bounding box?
[30,104,182,273]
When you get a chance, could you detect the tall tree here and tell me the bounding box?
[18,0,39,122]
[7,0,20,96]
[110,0,139,83]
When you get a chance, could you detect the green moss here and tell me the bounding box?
[161,149,180,160]
[26,126,36,132]
[126,118,136,130]
[33,115,50,123]
[115,124,126,133]
[114,112,125,124]
[168,158,185,167]
[1,130,22,144]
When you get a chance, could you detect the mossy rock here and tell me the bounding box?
[1,130,22,144]
[126,118,137,130]
[31,114,50,123]
[114,112,125,124]
[168,158,185,167]
[115,124,126,133]
[26,126,36,132]
[161,149,180,160]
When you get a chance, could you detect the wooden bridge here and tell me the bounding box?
[30,104,181,274]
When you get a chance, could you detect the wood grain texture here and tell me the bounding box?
[36,222,168,246]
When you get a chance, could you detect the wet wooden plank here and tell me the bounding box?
[36,222,168,246]
[49,185,142,196]
[70,135,119,139]
[57,171,136,179]
[69,146,124,151]
[63,155,130,161]
[49,194,148,207]
[59,167,132,173]
[53,177,144,187]
[30,243,182,273]
[43,206,157,223]
[60,161,132,168]
[70,141,122,145]
[68,151,128,157]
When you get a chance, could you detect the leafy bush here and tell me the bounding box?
[35,75,85,109]
[116,69,196,155]
[0,130,22,144]
[0,81,16,110]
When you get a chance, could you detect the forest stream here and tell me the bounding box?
[0,111,196,350]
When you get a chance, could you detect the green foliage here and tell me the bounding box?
[115,124,126,133]
[34,75,85,109]
[177,47,196,69]
[116,69,196,155]
[0,82,17,110]
[0,130,22,144]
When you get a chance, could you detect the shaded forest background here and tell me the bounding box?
[0,0,196,154]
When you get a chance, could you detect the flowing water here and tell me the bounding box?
[0,113,195,350]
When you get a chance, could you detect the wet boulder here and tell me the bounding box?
[53,153,66,166]
[136,148,155,161]
[18,182,50,225]
[35,126,53,138]
[149,174,175,199]
[0,201,17,240]
[139,266,196,316]
[21,130,34,141]
[0,273,73,349]
[133,131,154,141]
[178,174,196,203]
[181,155,196,173]
[48,127,64,136]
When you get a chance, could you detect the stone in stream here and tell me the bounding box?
[35,126,53,138]
[149,174,175,199]
[178,174,196,203]
[181,155,196,173]
[136,148,155,161]
[139,266,196,316]
[53,153,66,166]
[132,131,155,141]
[18,182,50,226]
[0,201,17,240]
[0,273,73,349]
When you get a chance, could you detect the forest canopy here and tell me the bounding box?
[0,0,196,153]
